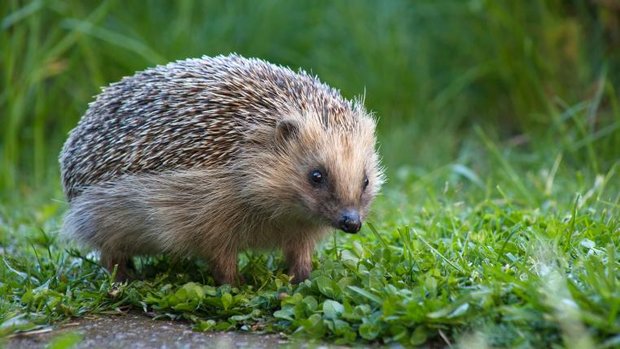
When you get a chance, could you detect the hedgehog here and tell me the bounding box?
[59,54,383,285]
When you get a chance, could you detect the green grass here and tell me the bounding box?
[1,151,619,347]
[1,0,620,347]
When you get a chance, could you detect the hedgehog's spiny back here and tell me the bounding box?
[60,54,356,200]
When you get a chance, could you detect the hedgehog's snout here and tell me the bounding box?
[337,209,361,234]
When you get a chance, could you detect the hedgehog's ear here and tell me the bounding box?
[275,119,300,143]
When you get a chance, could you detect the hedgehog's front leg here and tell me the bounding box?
[208,249,242,285]
[284,238,315,284]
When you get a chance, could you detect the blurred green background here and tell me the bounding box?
[1,0,619,199]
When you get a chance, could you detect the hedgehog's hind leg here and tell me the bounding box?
[100,251,132,281]
[63,179,155,282]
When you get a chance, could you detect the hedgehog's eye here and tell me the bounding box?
[363,175,369,189]
[309,169,325,186]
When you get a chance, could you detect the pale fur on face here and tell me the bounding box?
[240,107,383,229]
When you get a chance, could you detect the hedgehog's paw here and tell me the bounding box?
[209,252,242,286]
[100,251,134,282]
[284,239,315,284]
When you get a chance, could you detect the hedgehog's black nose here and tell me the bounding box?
[339,209,361,234]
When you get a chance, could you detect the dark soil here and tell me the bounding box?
[5,312,350,349]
